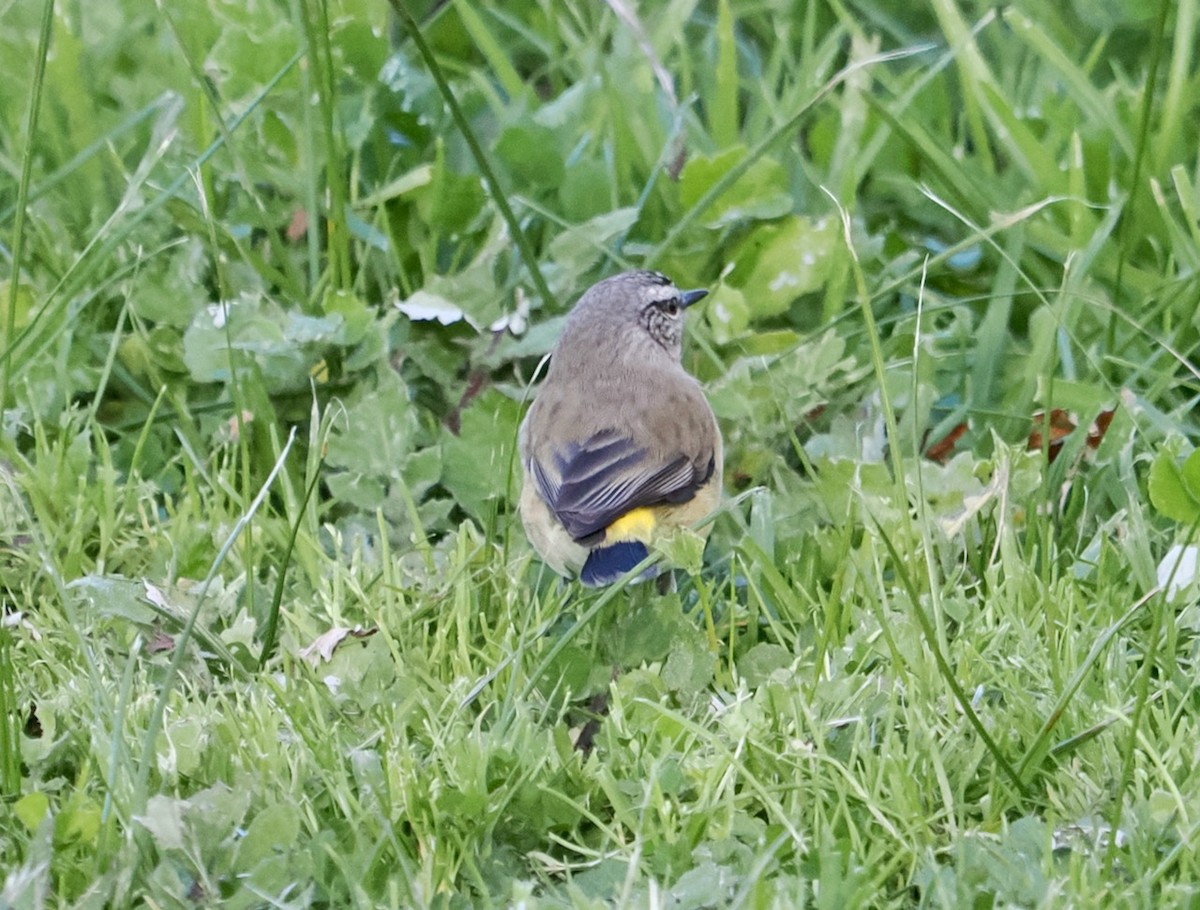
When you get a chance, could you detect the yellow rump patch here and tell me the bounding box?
[605,507,657,543]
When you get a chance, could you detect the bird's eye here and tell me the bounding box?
[663,299,680,316]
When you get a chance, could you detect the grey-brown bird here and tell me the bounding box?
[518,270,723,587]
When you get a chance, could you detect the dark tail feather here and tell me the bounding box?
[580,541,654,587]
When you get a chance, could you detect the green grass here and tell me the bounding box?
[3,0,1200,906]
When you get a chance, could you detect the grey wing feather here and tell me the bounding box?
[531,429,713,541]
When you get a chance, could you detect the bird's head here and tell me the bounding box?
[568,270,708,361]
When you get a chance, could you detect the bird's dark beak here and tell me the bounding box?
[680,288,709,309]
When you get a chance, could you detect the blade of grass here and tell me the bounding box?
[0,626,20,795]
[927,0,996,176]
[1105,583,1168,874]
[452,0,525,101]
[298,0,351,292]
[1001,9,1135,159]
[1158,0,1195,172]
[1104,0,1171,359]
[869,514,1027,797]
[259,457,322,669]
[0,51,303,382]
[132,428,297,811]
[0,96,169,226]
[832,182,1026,796]
[649,42,934,264]
[155,0,306,300]
[1,0,54,411]
[1014,587,1157,783]
[710,0,738,149]
[389,0,555,309]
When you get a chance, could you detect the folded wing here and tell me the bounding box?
[531,428,714,542]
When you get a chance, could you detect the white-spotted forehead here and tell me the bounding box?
[643,281,680,304]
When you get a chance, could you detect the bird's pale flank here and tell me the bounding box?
[518,270,723,587]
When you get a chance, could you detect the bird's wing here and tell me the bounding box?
[530,428,714,542]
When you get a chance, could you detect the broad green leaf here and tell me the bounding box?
[14,791,49,831]
[558,160,613,221]
[679,146,792,228]
[737,642,792,687]
[414,140,486,233]
[662,629,716,695]
[608,600,686,667]
[54,794,102,846]
[321,289,373,345]
[234,803,301,872]
[206,10,295,99]
[1185,451,1200,502]
[534,643,595,701]
[546,208,639,280]
[669,860,736,908]
[1148,448,1200,525]
[728,215,841,316]
[67,576,158,624]
[135,794,187,851]
[703,283,749,344]
[439,391,522,522]
[183,294,318,392]
[326,370,418,474]
[653,526,707,576]
[495,122,564,189]
[127,239,210,328]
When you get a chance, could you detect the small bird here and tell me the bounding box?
[519,270,723,587]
